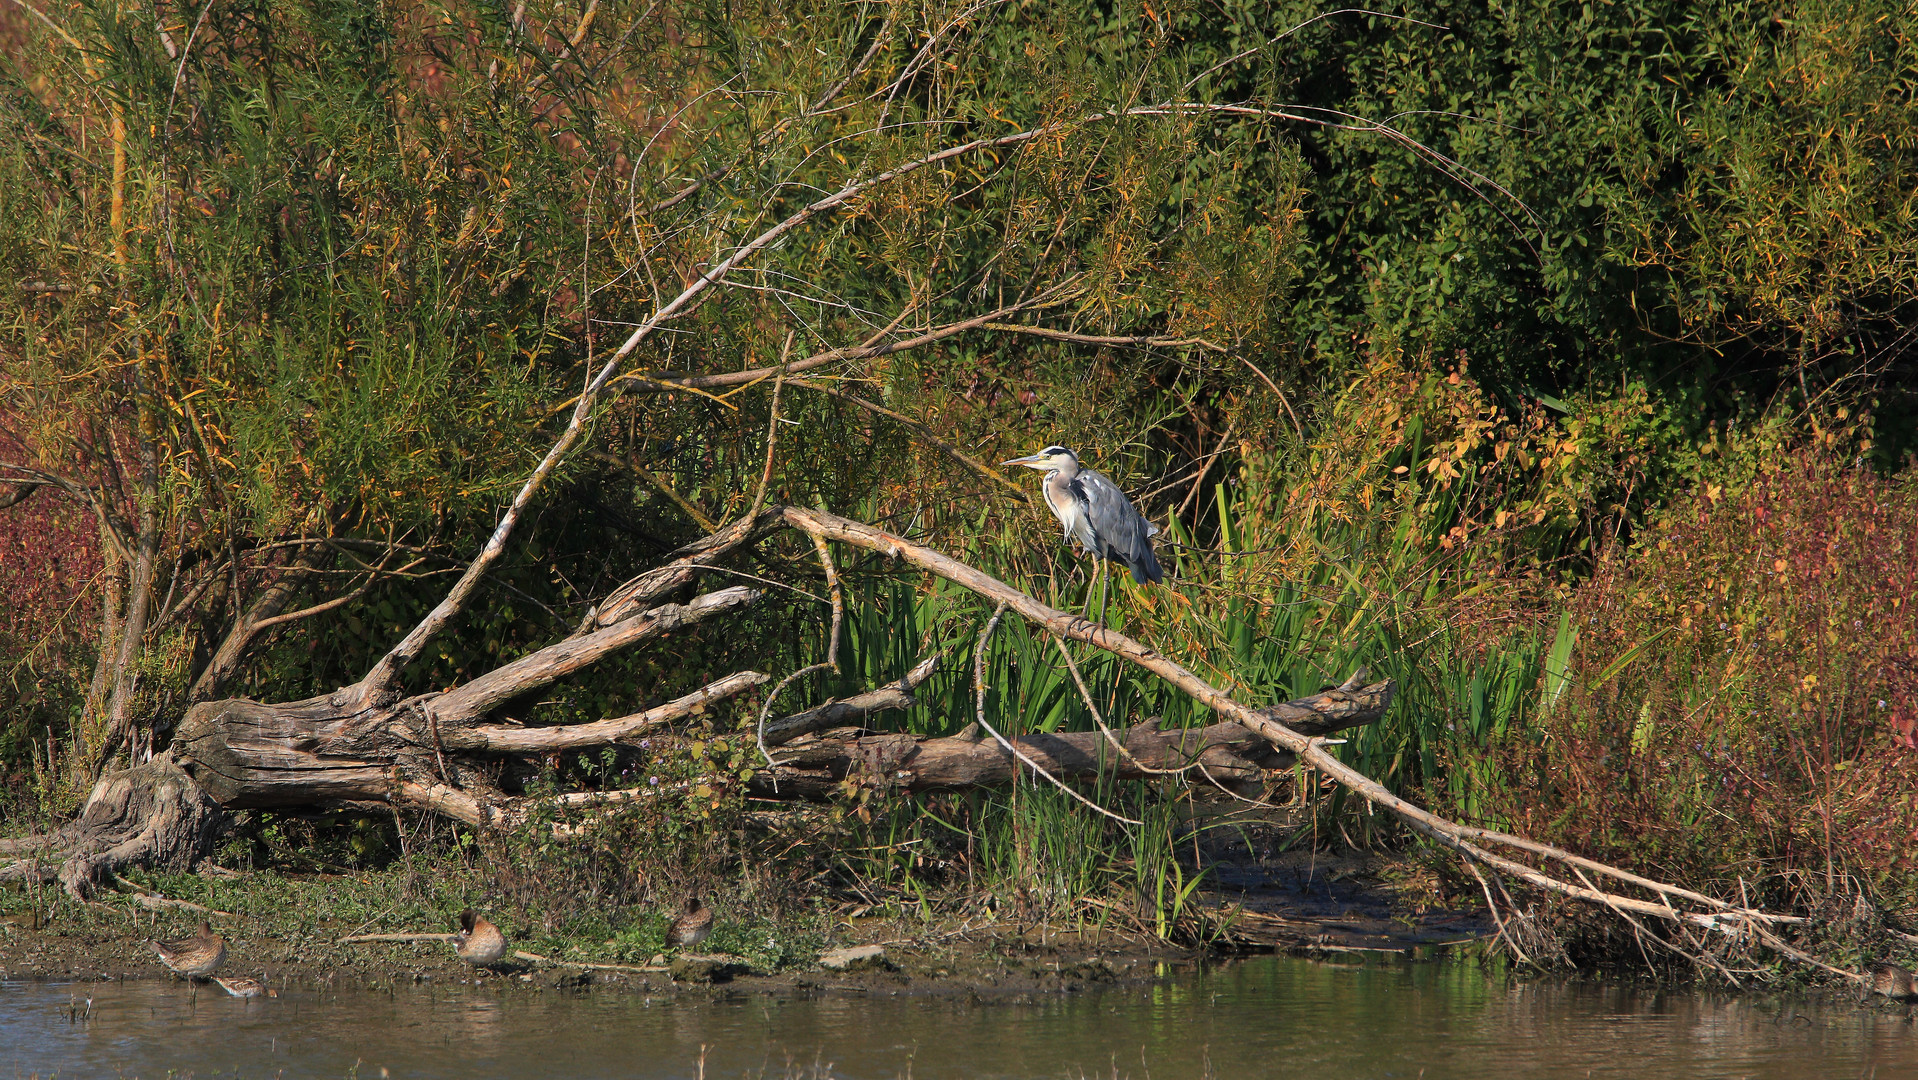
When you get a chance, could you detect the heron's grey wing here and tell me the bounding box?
[1077,469,1163,584]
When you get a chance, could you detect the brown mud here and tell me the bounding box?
[0,845,1487,999]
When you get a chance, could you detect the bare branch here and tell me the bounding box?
[974,322,1224,352]
[445,670,769,753]
[969,603,1142,825]
[0,481,41,509]
[189,544,329,701]
[744,331,795,525]
[577,507,783,632]
[591,295,1062,399]
[432,586,759,726]
[0,462,134,562]
[761,651,942,747]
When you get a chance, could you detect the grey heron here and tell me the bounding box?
[1003,446,1162,621]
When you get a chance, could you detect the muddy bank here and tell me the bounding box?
[0,915,1199,999]
[0,848,1485,998]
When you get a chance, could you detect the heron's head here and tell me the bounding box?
[1002,445,1077,472]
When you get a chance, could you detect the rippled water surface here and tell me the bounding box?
[6,957,1915,1079]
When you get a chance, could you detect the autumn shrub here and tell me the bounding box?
[1486,445,1918,907]
[0,424,101,781]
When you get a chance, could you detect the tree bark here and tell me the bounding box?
[752,677,1394,799]
[0,756,227,898]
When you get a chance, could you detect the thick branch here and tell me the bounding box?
[0,481,40,509]
[0,462,134,562]
[432,586,758,726]
[762,653,942,747]
[576,508,782,632]
[445,671,770,753]
[189,544,328,701]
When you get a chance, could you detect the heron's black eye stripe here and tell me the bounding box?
[1041,445,1069,455]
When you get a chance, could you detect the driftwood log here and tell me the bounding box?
[755,676,1393,799]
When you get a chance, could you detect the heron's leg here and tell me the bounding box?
[1094,558,1110,627]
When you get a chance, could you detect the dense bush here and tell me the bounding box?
[1487,445,1918,901]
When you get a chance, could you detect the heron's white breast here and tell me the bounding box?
[1044,475,1097,549]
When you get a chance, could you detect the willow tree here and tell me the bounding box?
[0,0,1333,888]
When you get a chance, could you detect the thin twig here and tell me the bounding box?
[110,876,233,917]
[756,663,833,772]
[338,932,460,944]
[811,532,844,671]
[972,604,1141,825]
[1466,861,1532,965]
[745,331,795,525]
[1052,635,1198,776]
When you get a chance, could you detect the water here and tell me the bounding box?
[4,957,1914,1079]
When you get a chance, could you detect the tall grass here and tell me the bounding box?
[798,369,1587,926]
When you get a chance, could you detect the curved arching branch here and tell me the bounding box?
[776,505,1812,943]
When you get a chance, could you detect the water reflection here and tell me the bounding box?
[3,956,1914,1079]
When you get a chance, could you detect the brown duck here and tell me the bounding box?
[212,976,277,999]
[454,909,509,967]
[668,896,714,950]
[150,921,225,980]
[1871,962,1917,1001]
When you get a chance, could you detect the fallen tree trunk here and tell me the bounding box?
[754,676,1393,798]
[2,585,768,893]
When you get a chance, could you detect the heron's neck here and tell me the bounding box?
[1048,459,1079,481]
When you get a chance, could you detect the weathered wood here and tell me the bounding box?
[762,653,943,747]
[0,756,228,898]
[447,671,770,753]
[171,694,401,809]
[752,677,1393,798]
[579,508,785,631]
[435,587,758,725]
[163,589,768,818]
[339,932,459,943]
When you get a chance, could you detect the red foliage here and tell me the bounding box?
[0,427,102,654]
[1492,446,1918,892]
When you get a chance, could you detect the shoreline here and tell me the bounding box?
[0,847,1489,998]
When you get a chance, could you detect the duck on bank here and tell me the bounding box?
[455,910,509,968]
[669,896,714,950]
[150,922,225,980]
[1870,962,1917,1002]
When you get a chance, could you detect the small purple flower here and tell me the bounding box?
[640,739,652,750]
[648,776,659,786]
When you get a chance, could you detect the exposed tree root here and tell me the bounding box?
[0,756,227,899]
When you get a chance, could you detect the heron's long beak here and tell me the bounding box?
[1002,452,1050,469]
